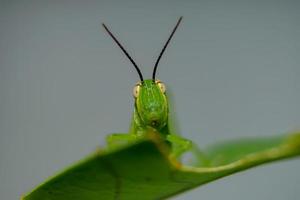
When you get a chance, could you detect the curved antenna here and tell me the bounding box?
[152,16,183,81]
[102,23,144,82]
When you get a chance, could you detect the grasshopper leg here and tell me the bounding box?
[106,133,137,148]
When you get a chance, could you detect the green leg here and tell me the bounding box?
[106,133,137,149]
[166,134,210,166]
[166,134,192,158]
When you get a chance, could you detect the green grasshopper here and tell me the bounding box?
[102,17,197,159]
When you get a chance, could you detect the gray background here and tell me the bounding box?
[1,0,299,199]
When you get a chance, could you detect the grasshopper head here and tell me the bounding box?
[133,79,168,129]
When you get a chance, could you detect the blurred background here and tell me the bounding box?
[0,0,299,199]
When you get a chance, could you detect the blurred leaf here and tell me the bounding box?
[23,132,300,200]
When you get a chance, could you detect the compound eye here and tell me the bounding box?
[133,83,141,98]
[156,80,166,93]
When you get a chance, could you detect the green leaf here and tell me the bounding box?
[22,132,300,200]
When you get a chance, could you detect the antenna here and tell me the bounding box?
[102,23,144,82]
[152,16,183,81]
